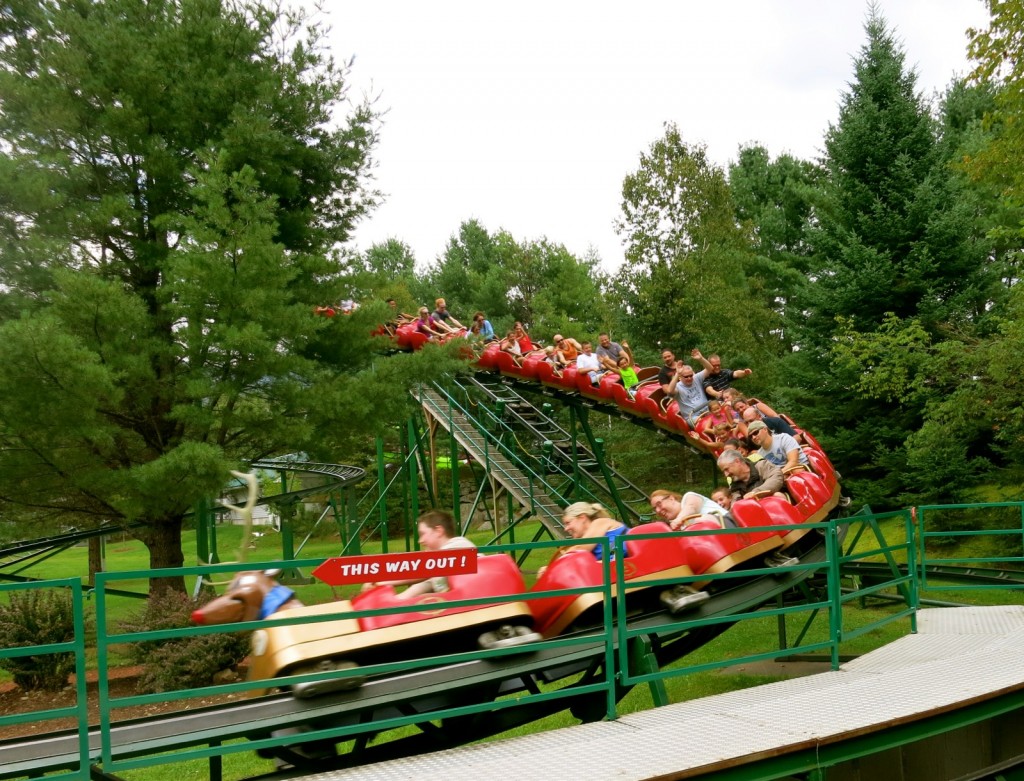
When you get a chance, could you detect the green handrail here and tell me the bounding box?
[0,578,89,781]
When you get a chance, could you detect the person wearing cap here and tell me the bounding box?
[747,421,809,470]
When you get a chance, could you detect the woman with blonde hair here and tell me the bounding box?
[560,502,628,560]
[414,306,446,340]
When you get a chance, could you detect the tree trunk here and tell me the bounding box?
[140,517,187,595]
[87,536,103,588]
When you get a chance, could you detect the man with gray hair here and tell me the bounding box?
[717,449,786,502]
[717,450,797,568]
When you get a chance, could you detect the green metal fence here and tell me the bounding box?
[2,504,1003,779]
[841,506,919,638]
[0,578,89,781]
[917,501,1024,593]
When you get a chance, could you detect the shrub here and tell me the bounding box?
[0,589,79,691]
[118,590,250,693]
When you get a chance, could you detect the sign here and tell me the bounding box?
[312,549,478,587]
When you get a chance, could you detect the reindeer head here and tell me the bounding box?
[190,570,302,625]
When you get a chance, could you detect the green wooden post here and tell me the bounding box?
[450,424,461,532]
[408,417,420,551]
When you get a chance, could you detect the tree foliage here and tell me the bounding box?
[728,146,820,350]
[967,0,1024,225]
[780,10,1006,506]
[423,220,611,340]
[0,0,461,590]
[614,123,778,361]
[337,238,420,313]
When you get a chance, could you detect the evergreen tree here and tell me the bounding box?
[495,234,611,338]
[0,0,461,590]
[425,220,610,338]
[795,10,1001,506]
[728,146,820,352]
[427,220,510,323]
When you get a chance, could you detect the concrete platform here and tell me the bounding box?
[302,606,1024,781]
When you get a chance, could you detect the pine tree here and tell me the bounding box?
[794,10,1001,506]
[0,0,461,590]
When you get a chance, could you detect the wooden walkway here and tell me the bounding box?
[302,606,1024,780]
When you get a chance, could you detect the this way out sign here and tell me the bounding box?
[312,549,478,586]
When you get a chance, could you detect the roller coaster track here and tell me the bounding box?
[248,460,366,504]
[0,533,833,779]
[843,560,1024,588]
[0,523,144,585]
[458,375,652,523]
[418,385,570,539]
[0,461,365,589]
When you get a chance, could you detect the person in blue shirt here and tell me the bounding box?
[471,311,496,342]
[560,501,628,561]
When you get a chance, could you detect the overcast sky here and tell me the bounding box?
[317,1,991,273]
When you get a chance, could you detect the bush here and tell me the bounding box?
[0,589,79,691]
[118,590,250,693]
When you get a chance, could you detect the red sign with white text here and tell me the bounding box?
[312,549,478,586]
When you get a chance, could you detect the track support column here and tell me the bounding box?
[628,635,669,708]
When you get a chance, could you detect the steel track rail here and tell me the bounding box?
[0,637,611,779]
[842,560,1024,587]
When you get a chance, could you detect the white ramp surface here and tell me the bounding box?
[301,606,1024,781]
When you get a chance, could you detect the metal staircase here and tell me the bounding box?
[417,385,569,540]
[464,375,651,524]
